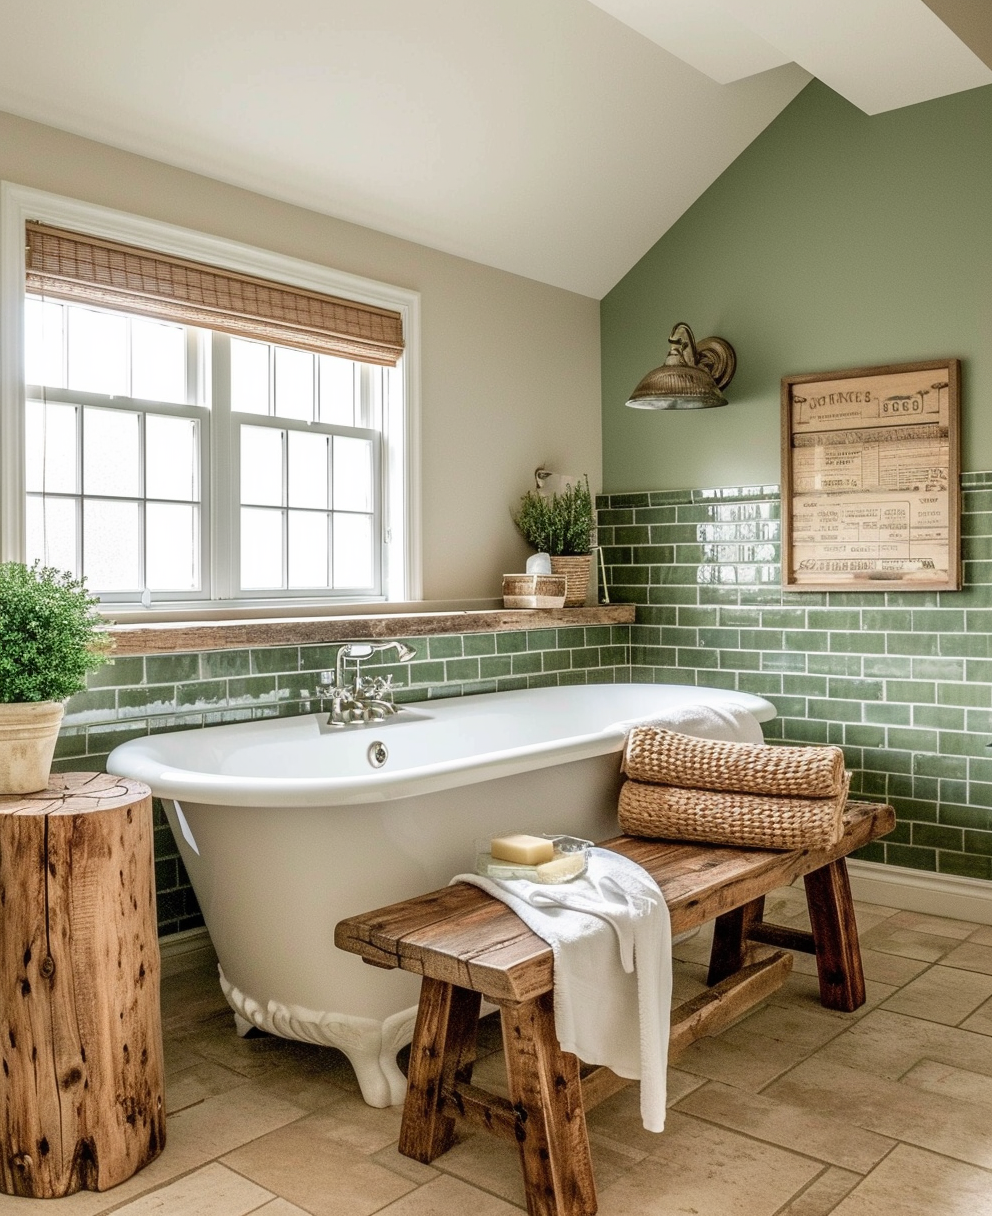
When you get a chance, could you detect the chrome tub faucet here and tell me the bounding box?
[316,641,417,727]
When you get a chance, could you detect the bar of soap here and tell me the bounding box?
[535,853,585,883]
[490,833,554,865]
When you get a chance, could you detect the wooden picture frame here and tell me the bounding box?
[781,358,961,593]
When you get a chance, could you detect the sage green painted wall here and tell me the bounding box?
[601,80,992,491]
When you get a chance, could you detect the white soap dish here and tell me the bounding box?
[475,834,593,884]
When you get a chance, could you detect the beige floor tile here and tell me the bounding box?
[856,948,931,987]
[373,1174,522,1215]
[831,1143,992,1215]
[764,1055,992,1170]
[901,1058,992,1108]
[819,1007,992,1080]
[178,1020,295,1080]
[963,995,992,1037]
[167,1061,250,1113]
[108,1162,274,1215]
[730,1002,850,1051]
[369,1144,441,1185]
[164,1036,211,1077]
[290,1093,405,1155]
[859,922,961,962]
[0,1084,310,1216]
[248,1060,355,1112]
[968,924,992,946]
[469,1051,510,1098]
[667,1065,707,1105]
[594,1111,821,1216]
[220,1118,415,1216]
[766,970,896,1021]
[672,926,714,966]
[885,910,980,940]
[585,1079,684,1159]
[255,1203,313,1216]
[675,1025,812,1090]
[881,964,992,1025]
[672,960,710,1004]
[674,1080,894,1173]
[435,1128,633,1207]
[942,940,992,976]
[775,1167,862,1216]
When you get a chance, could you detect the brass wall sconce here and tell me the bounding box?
[625,321,737,410]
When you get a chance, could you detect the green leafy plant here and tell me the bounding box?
[0,562,113,703]
[512,475,595,556]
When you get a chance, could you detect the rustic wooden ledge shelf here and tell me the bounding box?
[105,605,635,657]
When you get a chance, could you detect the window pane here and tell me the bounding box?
[288,431,329,509]
[83,407,140,497]
[318,355,357,425]
[25,299,65,387]
[241,507,283,589]
[147,415,198,501]
[333,435,373,512]
[288,510,329,588]
[26,401,78,494]
[274,347,314,421]
[333,513,373,589]
[147,502,199,590]
[67,307,127,395]
[131,318,186,404]
[83,499,141,591]
[82,406,140,496]
[240,425,284,506]
[231,338,270,415]
[26,496,78,575]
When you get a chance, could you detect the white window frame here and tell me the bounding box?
[1,182,422,613]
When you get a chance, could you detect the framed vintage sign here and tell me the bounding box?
[781,358,961,592]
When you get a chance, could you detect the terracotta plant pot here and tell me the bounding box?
[0,702,64,795]
[550,554,592,607]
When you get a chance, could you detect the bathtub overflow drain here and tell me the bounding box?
[367,741,388,769]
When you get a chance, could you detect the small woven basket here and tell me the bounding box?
[549,555,592,607]
[617,774,850,851]
[623,728,846,798]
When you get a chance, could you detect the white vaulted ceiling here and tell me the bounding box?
[0,1,986,297]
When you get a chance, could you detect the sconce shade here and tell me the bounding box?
[626,321,736,410]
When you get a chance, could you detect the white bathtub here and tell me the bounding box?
[107,682,775,1106]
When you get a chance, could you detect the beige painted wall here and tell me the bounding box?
[0,110,601,603]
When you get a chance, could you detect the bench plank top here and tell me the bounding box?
[335,801,894,1003]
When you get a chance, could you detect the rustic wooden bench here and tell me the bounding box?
[335,801,894,1216]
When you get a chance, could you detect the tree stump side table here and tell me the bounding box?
[0,773,166,1198]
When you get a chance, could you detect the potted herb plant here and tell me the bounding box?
[0,562,112,794]
[512,475,595,606]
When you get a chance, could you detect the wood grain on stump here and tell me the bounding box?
[0,772,166,1197]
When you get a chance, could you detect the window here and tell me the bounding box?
[25,298,385,601]
[1,186,421,609]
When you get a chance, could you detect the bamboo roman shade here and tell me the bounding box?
[25,223,404,367]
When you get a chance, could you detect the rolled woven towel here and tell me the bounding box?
[617,774,850,851]
[623,728,846,798]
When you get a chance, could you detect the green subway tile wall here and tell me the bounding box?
[598,474,992,882]
[55,627,631,936]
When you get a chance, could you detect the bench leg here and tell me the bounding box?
[707,897,765,986]
[804,858,866,1013]
[500,992,597,1216]
[399,978,481,1162]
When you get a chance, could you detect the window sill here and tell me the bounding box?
[104,603,636,656]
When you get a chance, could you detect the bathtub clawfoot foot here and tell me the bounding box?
[233,1012,254,1038]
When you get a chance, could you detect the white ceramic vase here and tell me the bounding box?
[0,702,65,795]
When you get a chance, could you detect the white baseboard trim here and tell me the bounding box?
[159,926,218,978]
[846,859,992,926]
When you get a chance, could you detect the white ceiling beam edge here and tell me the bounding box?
[593,0,992,114]
[715,0,992,114]
[584,0,790,84]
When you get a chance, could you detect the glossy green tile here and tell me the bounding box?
[428,635,463,660]
[886,843,937,871]
[226,675,278,704]
[249,647,299,674]
[86,656,146,688]
[526,629,559,651]
[939,852,992,880]
[200,649,252,678]
[146,653,201,683]
[463,633,496,656]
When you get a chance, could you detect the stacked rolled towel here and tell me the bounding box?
[618,728,850,850]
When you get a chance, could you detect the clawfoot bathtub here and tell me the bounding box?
[108,682,774,1106]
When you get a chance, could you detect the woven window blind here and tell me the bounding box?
[25,223,404,367]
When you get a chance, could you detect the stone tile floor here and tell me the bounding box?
[6,887,992,1214]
